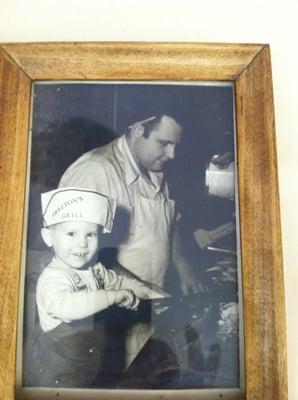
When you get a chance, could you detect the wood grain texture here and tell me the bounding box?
[0,48,31,400]
[0,42,287,399]
[1,42,263,81]
[235,46,288,399]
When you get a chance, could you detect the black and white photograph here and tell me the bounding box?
[17,82,243,397]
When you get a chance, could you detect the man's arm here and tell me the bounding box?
[172,222,203,294]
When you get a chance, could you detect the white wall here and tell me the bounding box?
[1,1,297,398]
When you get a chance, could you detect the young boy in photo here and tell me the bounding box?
[24,187,162,388]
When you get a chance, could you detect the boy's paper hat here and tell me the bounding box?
[41,188,116,233]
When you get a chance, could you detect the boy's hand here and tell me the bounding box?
[116,289,140,311]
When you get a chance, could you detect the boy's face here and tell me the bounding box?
[42,221,100,269]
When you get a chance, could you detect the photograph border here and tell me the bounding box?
[0,42,287,400]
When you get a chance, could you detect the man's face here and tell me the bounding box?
[134,116,182,172]
[44,221,100,269]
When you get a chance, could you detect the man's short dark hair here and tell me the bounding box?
[127,114,179,138]
[142,115,163,138]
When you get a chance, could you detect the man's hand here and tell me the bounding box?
[173,222,204,295]
[178,265,203,295]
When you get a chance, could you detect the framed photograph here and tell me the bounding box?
[0,43,287,400]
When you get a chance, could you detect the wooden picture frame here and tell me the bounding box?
[0,42,287,400]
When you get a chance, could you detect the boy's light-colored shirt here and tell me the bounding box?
[36,257,142,332]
